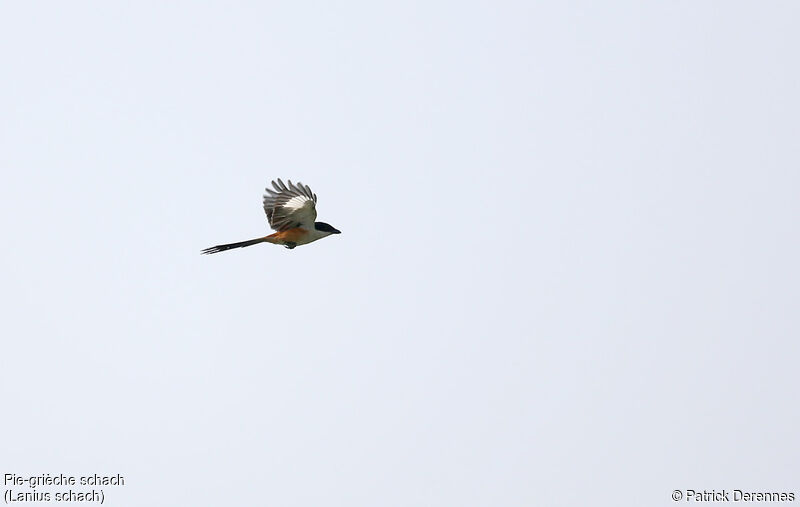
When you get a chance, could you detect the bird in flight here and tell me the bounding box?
[202,179,341,254]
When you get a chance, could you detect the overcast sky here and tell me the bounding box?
[1,2,798,506]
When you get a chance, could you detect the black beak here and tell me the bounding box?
[332,228,341,234]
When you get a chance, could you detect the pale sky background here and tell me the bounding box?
[1,2,798,506]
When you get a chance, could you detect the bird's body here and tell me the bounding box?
[202,179,340,254]
[267,225,331,247]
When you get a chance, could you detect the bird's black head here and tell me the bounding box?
[315,222,341,234]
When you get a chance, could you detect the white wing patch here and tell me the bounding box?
[284,195,310,210]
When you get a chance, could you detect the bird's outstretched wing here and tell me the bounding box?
[263,178,318,231]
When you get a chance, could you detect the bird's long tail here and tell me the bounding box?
[201,236,270,255]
